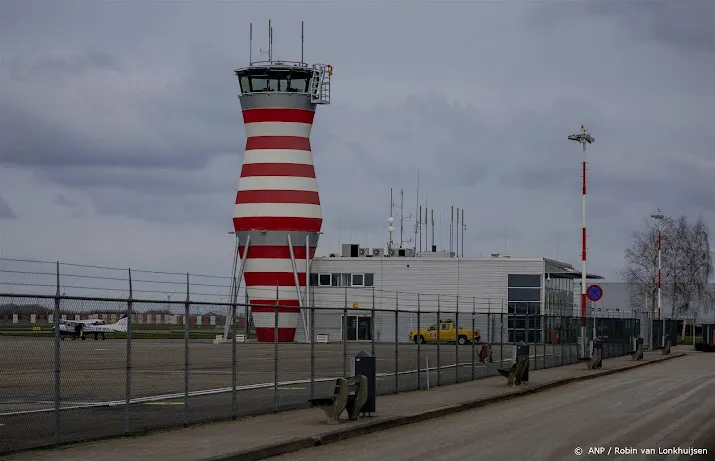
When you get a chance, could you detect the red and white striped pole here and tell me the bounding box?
[651,209,664,347]
[581,139,587,323]
[658,225,662,321]
[568,125,594,355]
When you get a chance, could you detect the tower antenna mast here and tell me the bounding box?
[301,21,304,64]
[414,169,420,253]
[400,189,405,248]
[249,23,253,65]
[269,19,273,62]
[388,188,395,253]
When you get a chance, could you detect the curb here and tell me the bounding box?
[205,353,686,461]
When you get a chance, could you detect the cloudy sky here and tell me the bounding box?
[1,0,713,288]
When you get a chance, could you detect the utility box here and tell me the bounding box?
[516,341,529,382]
[354,350,376,415]
[593,337,603,356]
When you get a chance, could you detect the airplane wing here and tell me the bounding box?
[63,318,104,325]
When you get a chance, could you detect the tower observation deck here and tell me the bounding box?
[231,21,332,343]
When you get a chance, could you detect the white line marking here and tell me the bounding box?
[0,354,557,417]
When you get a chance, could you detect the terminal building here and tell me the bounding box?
[290,243,603,343]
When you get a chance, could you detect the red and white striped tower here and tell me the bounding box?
[568,125,594,348]
[651,209,664,346]
[232,22,332,342]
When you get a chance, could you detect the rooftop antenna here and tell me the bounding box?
[431,208,435,252]
[400,189,405,248]
[301,21,304,64]
[388,188,395,253]
[456,207,460,257]
[424,193,428,253]
[258,20,271,61]
[450,206,454,254]
[414,169,420,253]
[461,208,466,257]
[249,23,253,65]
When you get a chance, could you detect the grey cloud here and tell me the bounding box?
[0,1,713,281]
[534,0,715,55]
[55,195,77,208]
[33,154,241,198]
[5,51,122,82]
[0,49,243,170]
[587,1,715,54]
[0,194,16,219]
[87,189,230,227]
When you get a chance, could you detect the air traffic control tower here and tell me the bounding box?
[231,21,332,343]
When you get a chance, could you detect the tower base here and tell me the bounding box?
[251,305,300,343]
[255,327,297,342]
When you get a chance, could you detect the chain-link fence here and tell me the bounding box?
[0,258,645,455]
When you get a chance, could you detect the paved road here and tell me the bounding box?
[265,353,715,461]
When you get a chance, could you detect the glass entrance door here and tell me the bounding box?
[357,316,372,341]
[342,315,373,341]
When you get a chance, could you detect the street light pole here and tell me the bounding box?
[568,125,595,356]
[650,209,664,348]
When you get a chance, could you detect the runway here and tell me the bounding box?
[0,336,580,454]
[265,352,715,461]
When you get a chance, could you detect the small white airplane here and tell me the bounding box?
[57,314,128,340]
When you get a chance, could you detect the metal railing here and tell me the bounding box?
[0,257,647,455]
[0,291,645,455]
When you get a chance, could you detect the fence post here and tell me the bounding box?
[54,261,61,448]
[472,298,476,380]
[437,294,441,387]
[184,273,190,426]
[487,298,491,343]
[455,296,459,383]
[344,286,348,377]
[371,288,375,357]
[561,316,564,366]
[310,306,315,399]
[543,314,546,368]
[244,290,250,339]
[500,298,504,367]
[417,294,421,390]
[231,300,237,420]
[124,268,133,435]
[394,292,398,393]
[274,286,279,412]
[230,267,240,420]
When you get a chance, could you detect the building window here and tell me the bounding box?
[240,77,250,94]
[507,288,541,302]
[507,273,543,343]
[311,272,375,288]
[508,274,541,288]
[318,274,331,286]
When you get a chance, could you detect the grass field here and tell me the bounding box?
[0,323,240,340]
[677,335,703,345]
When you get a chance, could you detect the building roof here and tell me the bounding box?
[544,258,604,280]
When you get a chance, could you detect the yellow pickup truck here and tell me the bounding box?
[409,320,481,345]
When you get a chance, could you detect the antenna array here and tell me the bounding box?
[248,19,307,66]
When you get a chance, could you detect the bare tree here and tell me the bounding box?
[619,214,713,324]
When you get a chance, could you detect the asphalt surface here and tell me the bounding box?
[0,336,583,454]
[264,352,715,461]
